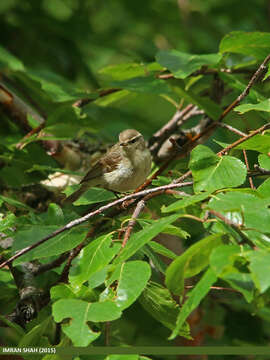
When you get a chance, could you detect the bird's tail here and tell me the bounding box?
[63,183,88,204]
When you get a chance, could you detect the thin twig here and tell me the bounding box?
[73,88,121,108]
[217,122,270,156]
[0,181,193,269]
[122,200,146,248]
[252,164,270,176]
[216,122,247,137]
[185,285,240,294]
[148,104,195,156]
[242,150,255,189]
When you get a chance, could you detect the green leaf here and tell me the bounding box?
[162,192,210,213]
[219,31,270,59]
[148,241,177,260]
[0,314,25,338]
[108,261,151,310]
[208,191,270,213]
[165,234,223,295]
[139,281,191,338]
[65,187,116,205]
[235,133,270,154]
[189,145,247,193]
[169,268,217,339]
[106,356,139,360]
[208,191,270,233]
[209,244,254,302]
[113,214,179,265]
[0,213,16,232]
[27,69,87,102]
[258,178,270,197]
[18,316,53,347]
[246,250,270,293]
[0,195,33,210]
[258,154,270,170]
[100,62,162,80]
[173,83,222,120]
[13,226,87,264]
[44,105,82,137]
[235,99,270,114]
[69,234,121,287]
[156,50,221,78]
[0,45,25,71]
[111,75,172,95]
[210,244,241,276]
[52,299,122,346]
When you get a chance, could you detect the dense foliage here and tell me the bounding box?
[1,1,270,359]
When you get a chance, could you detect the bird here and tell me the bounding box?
[64,129,152,203]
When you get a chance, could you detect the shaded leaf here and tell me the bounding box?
[165,234,223,295]
[139,281,191,339]
[156,50,221,78]
[169,268,217,339]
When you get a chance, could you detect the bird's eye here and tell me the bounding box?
[129,138,137,144]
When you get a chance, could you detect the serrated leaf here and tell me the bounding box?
[52,299,121,346]
[189,145,247,193]
[69,234,121,287]
[156,50,221,78]
[219,31,270,59]
[169,268,217,339]
[165,233,223,295]
[113,214,179,265]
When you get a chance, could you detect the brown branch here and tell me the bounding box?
[185,285,240,294]
[217,122,270,156]
[0,181,193,269]
[252,164,270,176]
[59,226,96,283]
[73,88,121,108]
[122,200,146,248]
[242,149,255,189]
[148,104,196,156]
[220,54,270,120]
[216,122,247,137]
[208,210,255,249]
[33,252,69,276]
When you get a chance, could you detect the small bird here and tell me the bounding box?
[65,129,152,203]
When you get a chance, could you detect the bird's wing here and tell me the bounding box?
[80,146,122,184]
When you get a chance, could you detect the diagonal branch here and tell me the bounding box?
[0,181,193,269]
